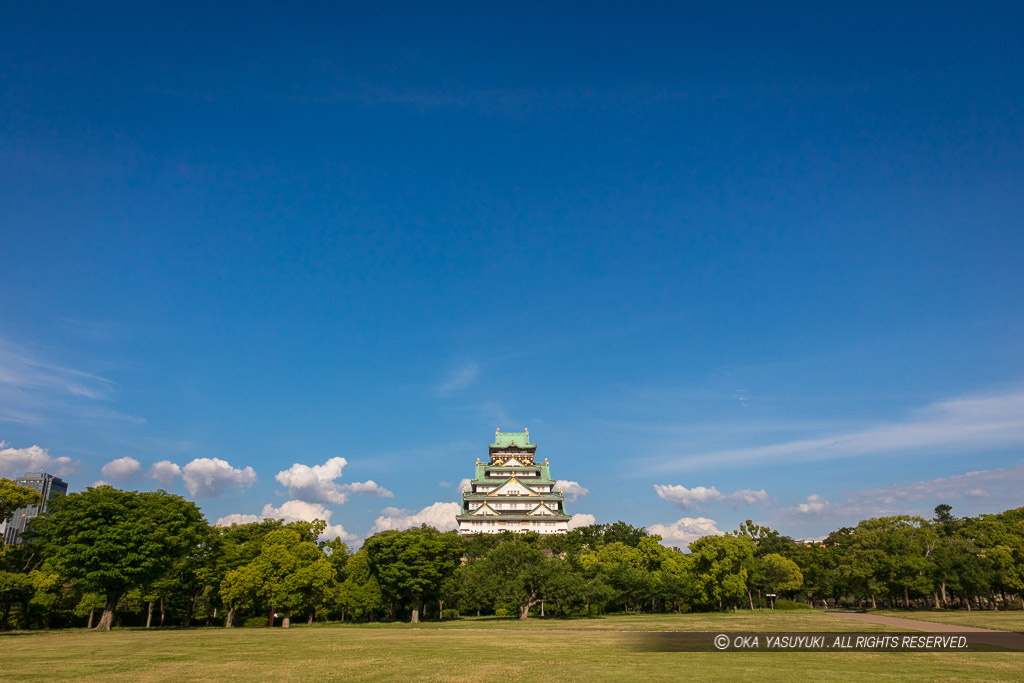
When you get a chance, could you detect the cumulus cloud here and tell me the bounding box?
[648,517,725,548]
[215,500,355,541]
[555,480,590,503]
[274,457,393,505]
[215,513,262,526]
[100,456,141,481]
[794,494,830,514]
[654,484,769,509]
[568,513,596,529]
[371,502,461,533]
[0,443,75,478]
[649,392,1024,472]
[149,460,182,487]
[181,457,257,497]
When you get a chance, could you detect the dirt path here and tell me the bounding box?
[829,610,997,632]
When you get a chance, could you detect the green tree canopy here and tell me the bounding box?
[363,526,462,623]
[0,478,41,527]
[33,486,207,630]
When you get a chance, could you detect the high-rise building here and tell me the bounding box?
[456,429,573,535]
[1,472,68,545]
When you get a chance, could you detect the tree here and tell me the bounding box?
[336,549,386,621]
[752,553,803,603]
[0,479,41,527]
[689,534,755,611]
[222,528,335,628]
[33,486,207,630]
[363,526,462,623]
[481,540,556,619]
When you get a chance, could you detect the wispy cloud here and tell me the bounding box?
[646,392,1024,472]
[843,464,1024,512]
[0,336,141,426]
[437,361,480,396]
[779,463,1024,523]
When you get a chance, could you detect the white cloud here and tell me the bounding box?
[91,480,110,487]
[568,513,596,529]
[794,494,830,515]
[215,513,262,526]
[649,392,1024,471]
[648,517,725,548]
[181,457,257,497]
[100,456,141,481]
[654,484,769,509]
[149,460,181,487]
[555,480,590,503]
[215,500,356,541]
[0,443,75,477]
[437,361,480,396]
[274,457,393,505]
[341,480,393,497]
[371,502,461,533]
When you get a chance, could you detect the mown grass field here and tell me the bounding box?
[3,612,1020,682]
[873,610,1024,632]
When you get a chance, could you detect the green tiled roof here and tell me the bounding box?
[490,430,537,449]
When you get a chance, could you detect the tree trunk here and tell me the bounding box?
[870,594,877,610]
[160,597,165,627]
[438,599,444,621]
[87,608,94,629]
[146,601,153,628]
[184,595,194,628]
[903,585,910,608]
[966,596,971,612]
[933,593,940,609]
[95,595,118,631]
[747,589,755,611]
[411,597,421,624]
[540,600,544,617]
[226,607,234,628]
[282,609,291,629]
[268,607,275,628]
[308,608,314,625]
[940,582,948,606]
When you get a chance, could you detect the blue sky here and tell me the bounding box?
[2,2,1022,545]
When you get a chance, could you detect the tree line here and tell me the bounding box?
[1,481,1022,630]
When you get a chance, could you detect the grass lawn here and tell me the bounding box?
[3,612,1020,682]
[873,611,1024,633]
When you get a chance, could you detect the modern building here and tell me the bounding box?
[1,472,68,545]
[456,429,573,535]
